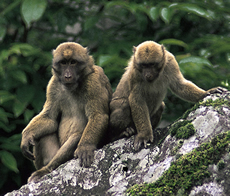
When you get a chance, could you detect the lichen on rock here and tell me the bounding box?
[6,91,230,196]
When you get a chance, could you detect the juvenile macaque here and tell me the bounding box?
[109,40,225,150]
[21,42,112,182]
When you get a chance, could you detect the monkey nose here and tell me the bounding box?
[145,75,154,82]
[65,73,72,79]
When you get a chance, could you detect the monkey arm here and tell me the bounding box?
[167,57,207,103]
[21,101,59,160]
[21,79,60,160]
[75,111,109,167]
[128,87,153,150]
[75,93,109,167]
[170,78,207,102]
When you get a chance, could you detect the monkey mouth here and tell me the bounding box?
[63,82,79,89]
[146,78,154,82]
[144,76,155,82]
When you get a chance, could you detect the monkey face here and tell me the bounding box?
[135,63,162,82]
[138,63,162,82]
[56,59,85,89]
[133,41,166,82]
[52,42,93,90]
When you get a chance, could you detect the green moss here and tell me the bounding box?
[170,120,195,139]
[202,99,230,108]
[171,140,183,156]
[157,97,229,146]
[182,98,230,119]
[127,131,230,196]
[217,160,225,170]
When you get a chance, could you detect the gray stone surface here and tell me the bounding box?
[6,91,230,196]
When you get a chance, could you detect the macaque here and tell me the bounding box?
[21,42,112,182]
[109,40,225,150]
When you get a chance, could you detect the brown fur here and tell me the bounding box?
[109,40,225,150]
[21,42,112,182]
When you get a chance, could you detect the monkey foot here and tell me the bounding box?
[74,145,96,167]
[134,133,154,151]
[28,167,50,183]
[120,127,136,138]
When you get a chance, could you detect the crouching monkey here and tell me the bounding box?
[109,40,226,150]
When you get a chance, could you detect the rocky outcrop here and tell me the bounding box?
[6,91,230,196]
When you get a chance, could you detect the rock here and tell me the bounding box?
[5,91,230,196]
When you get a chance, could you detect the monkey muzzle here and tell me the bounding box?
[143,72,159,82]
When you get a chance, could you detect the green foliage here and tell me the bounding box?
[170,120,195,139]
[21,0,47,28]
[217,160,225,170]
[127,131,230,196]
[182,98,230,119]
[0,0,230,194]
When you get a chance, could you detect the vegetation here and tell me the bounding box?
[170,120,195,139]
[182,97,230,119]
[127,131,230,196]
[0,0,230,194]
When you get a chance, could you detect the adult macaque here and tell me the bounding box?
[109,40,226,150]
[21,42,112,182]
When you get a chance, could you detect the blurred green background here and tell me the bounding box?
[0,0,230,194]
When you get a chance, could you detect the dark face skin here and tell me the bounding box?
[137,63,162,82]
[53,58,85,89]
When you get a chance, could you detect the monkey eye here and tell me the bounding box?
[140,63,150,68]
[60,60,67,65]
[70,60,77,64]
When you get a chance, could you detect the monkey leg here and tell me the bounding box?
[34,133,60,170]
[150,102,165,130]
[28,132,81,183]
[109,106,134,141]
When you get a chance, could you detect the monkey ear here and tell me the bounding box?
[161,45,165,53]
[52,49,56,56]
[84,47,89,54]
[132,46,137,53]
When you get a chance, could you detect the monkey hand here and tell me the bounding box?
[134,132,153,151]
[119,127,136,138]
[74,145,96,167]
[206,87,228,95]
[20,133,35,161]
[28,166,50,183]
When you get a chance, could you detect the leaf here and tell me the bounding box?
[31,88,45,113]
[149,7,159,21]
[13,85,35,117]
[10,43,38,56]
[0,107,11,123]
[24,109,35,122]
[179,56,212,66]
[10,70,27,84]
[179,56,212,76]
[0,91,15,104]
[0,150,19,173]
[0,121,16,133]
[13,101,25,118]
[98,55,117,67]
[0,24,6,42]
[159,39,188,48]
[21,0,47,28]
[0,0,21,16]
[0,134,21,152]
[84,16,99,31]
[16,85,35,104]
[160,7,173,24]
[169,3,212,20]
